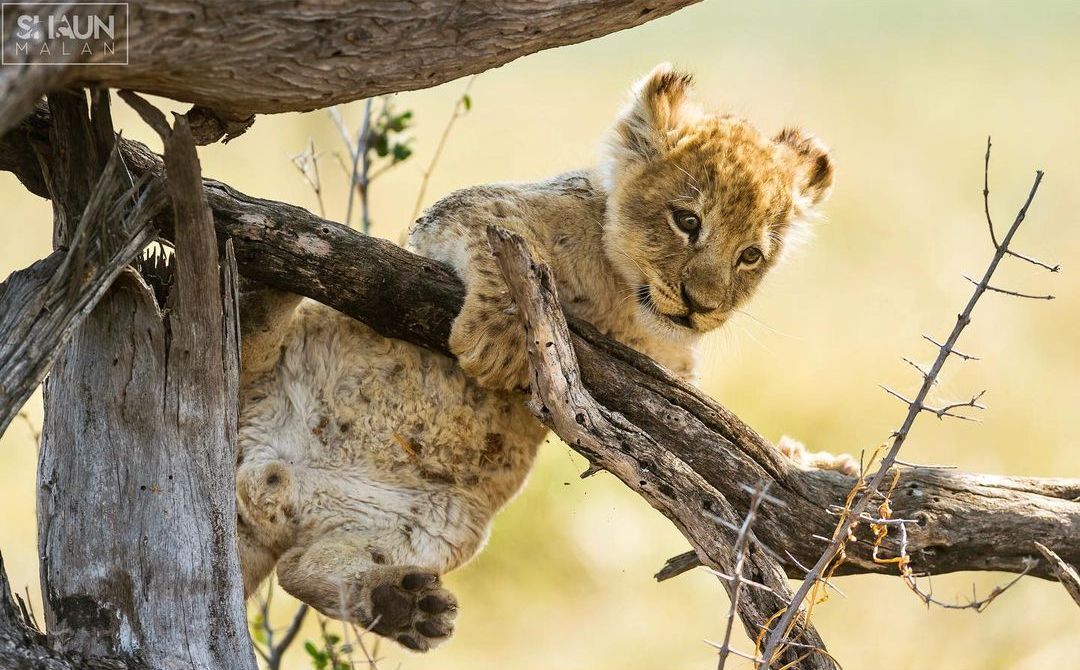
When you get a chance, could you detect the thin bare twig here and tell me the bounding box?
[344,98,375,233]
[290,137,326,217]
[984,137,1060,272]
[252,579,311,670]
[716,482,773,670]
[921,335,979,361]
[983,137,997,248]
[868,507,1034,612]
[267,604,309,670]
[962,274,1054,300]
[411,76,477,221]
[760,150,1056,666]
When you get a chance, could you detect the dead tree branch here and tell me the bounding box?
[488,227,833,669]
[1035,542,1080,608]
[0,0,700,137]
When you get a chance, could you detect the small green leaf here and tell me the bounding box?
[251,614,266,644]
[373,133,390,157]
[392,143,413,162]
[387,110,413,132]
[462,94,472,111]
[304,641,329,669]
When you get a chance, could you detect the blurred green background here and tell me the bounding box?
[2,1,1078,668]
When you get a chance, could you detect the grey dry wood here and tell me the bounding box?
[3,110,1078,582]
[36,91,255,670]
[488,226,834,669]
[0,0,701,137]
[0,550,141,670]
[0,146,159,437]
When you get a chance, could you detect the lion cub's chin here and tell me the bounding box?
[635,305,716,342]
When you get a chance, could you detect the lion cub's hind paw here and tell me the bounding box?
[368,571,458,652]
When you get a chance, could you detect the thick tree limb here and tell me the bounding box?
[0,0,700,137]
[3,109,1078,588]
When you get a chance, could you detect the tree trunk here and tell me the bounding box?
[33,90,255,670]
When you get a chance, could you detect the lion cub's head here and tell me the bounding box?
[601,64,834,337]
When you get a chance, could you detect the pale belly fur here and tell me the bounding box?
[234,300,546,587]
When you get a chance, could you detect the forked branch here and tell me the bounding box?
[488,226,835,670]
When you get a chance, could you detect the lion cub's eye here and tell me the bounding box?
[672,209,701,238]
[738,246,763,268]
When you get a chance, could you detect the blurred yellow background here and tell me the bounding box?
[2,1,1078,668]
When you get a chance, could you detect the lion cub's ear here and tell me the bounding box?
[606,64,701,169]
[774,127,835,208]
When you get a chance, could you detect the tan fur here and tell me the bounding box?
[236,64,837,652]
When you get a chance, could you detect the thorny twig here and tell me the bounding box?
[984,137,1060,272]
[759,144,1058,667]
[712,482,777,670]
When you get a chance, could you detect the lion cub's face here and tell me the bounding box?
[601,65,834,338]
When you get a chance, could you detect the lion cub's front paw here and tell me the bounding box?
[359,569,458,652]
[449,297,530,391]
[778,436,859,476]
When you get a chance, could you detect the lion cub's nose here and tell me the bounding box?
[680,283,720,314]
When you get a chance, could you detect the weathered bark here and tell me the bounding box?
[0,550,138,670]
[0,146,159,436]
[4,111,1078,588]
[35,91,255,670]
[1035,543,1080,608]
[0,0,701,137]
[489,226,834,668]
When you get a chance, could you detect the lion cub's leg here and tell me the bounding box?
[276,534,458,652]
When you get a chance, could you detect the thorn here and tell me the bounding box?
[1005,248,1061,273]
[737,482,786,507]
[579,464,602,479]
[962,274,1055,300]
[922,335,979,361]
[880,385,914,405]
[901,357,934,382]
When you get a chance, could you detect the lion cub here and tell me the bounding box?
[235,65,835,652]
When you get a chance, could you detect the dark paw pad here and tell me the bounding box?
[366,569,458,652]
[401,572,437,591]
